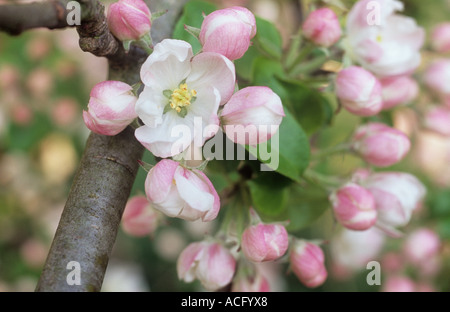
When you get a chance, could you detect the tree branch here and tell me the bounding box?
[0,0,70,35]
[0,0,120,57]
[35,0,188,292]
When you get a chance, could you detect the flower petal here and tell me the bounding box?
[174,167,215,218]
[135,112,194,158]
[187,52,236,105]
[140,39,193,90]
[145,159,179,203]
[135,86,165,128]
[177,242,206,282]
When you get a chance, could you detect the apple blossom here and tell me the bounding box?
[83,80,138,136]
[135,39,236,158]
[330,228,385,275]
[362,172,426,234]
[290,240,327,288]
[241,222,289,262]
[431,22,450,53]
[221,86,285,145]
[424,59,450,99]
[231,267,270,292]
[302,8,342,48]
[403,228,441,265]
[145,159,220,222]
[382,276,415,292]
[351,122,411,167]
[107,0,152,41]
[177,241,236,291]
[329,183,377,231]
[381,76,419,110]
[199,6,256,61]
[424,106,450,136]
[122,196,160,237]
[335,66,383,116]
[345,0,424,77]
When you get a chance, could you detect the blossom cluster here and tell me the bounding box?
[79,0,446,292]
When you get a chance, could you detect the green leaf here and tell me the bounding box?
[254,16,283,60]
[248,172,292,218]
[172,1,218,54]
[277,78,334,135]
[286,186,330,232]
[251,56,286,92]
[247,110,310,182]
[234,45,259,82]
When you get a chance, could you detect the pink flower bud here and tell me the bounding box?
[424,59,450,97]
[121,196,160,237]
[145,159,220,222]
[231,269,270,292]
[403,228,441,265]
[363,172,426,232]
[382,276,415,292]
[200,6,256,61]
[221,86,285,145]
[424,106,450,136]
[302,8,342,48]
[336,66,383,116]
[107,0,152,41]
[290,240,327,288]
[329,183,377,231]
[177,241,236,291]
[381,76,419,110]
[83,81,138,136]
[241,223,289,262]
[431,23,450,53]
[351,122,411,167]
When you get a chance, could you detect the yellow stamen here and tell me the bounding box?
[169,83,196,113]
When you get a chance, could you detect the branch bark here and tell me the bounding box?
[34,0,188,292]
[0,0,70,35]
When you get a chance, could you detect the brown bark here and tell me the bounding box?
[31,0,188,291]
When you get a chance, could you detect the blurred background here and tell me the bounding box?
[0,0,449,292]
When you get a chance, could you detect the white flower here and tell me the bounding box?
[135,39,236,158]
[345,0,424,78]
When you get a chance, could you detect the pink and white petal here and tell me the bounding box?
[140,39,193,90]
[187,52,236,105]
[83,110,128,136]
[194,170,220,222]
[177,242,206,282]
[222,87,284,117]
[145,159,179,204]
[135,86,165,128]
[188,87,221,145]
[196,243,235,290]
[174,167,215,214]
[135,112,194,158]
[90,80,132,99]
[88,94,137,121]
[152,184,186,218]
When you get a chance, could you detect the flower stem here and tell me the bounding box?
[285,28,304,69]
[303,169,345,189]
[290,53,329,76]
[287,41,316,74]
[311,142,353,160]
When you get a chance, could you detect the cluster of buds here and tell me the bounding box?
[79,0,440,293]
[330,169,426,235]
